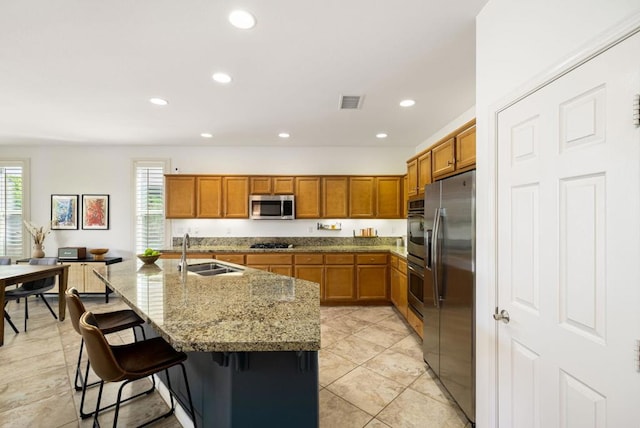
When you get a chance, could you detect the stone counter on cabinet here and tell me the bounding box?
[94,258,320,427]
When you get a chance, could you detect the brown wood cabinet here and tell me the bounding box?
[407,307,424,339]
[390,255,408,318]
[196,176,222,218]
[250,176,295,195]
[355,253,388,301]
[376,177,403,218]
[246,253,293,276]
[417,151,432,194]
[293,254,324,298]
[322,177,349,218]
[214,254,245,265]
[456,125,476,170]
[432,137,456,179]
[324,253,355,301]
[165,176,196,218]
[406,159,418,197]
[349,177,375,218]
[223,176,249,218]
[295,177,321,218]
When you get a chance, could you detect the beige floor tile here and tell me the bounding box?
[349,306,397,323]
[0,390,78,428]
[353,323,410,348]
[409,370,452,405]
[320,306,359,321]
[376,312,412,333]
[389,333,424,361]
[319,389,372,428]
[377,388,468,428]
[323,314,374,335]
[363,348,427,387]
[325,334,386,365]
[319,349,358,387]
[320,324,349,348]
[0,364,70,413]
[364,418,391,427]
[326,366,405,416]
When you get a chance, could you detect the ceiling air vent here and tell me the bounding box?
[339,95,363,110]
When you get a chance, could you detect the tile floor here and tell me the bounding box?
[0,296,472,428]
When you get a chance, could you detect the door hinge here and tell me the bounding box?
[633,94,640,126]
[636,340,640,372]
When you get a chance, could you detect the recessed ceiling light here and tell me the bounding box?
[229,10,256,29]
[149,97,168,106]
[399,99,416,107]
[376,133,388,139]
[212,72,232,84]
[200,133,213,138]
[278,132,290,138]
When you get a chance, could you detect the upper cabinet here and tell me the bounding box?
[250,176,295,195]
[322,177,349,218]
[408,119,476,185]
[223,176,249,218]
[165,176,196,218]
[166,174,403,219]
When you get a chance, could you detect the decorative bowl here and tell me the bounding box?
[137,254,160,265]
[89,248,109,260]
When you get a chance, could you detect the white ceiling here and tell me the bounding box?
[0,1,487,147]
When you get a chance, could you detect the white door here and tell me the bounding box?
[496,31,640,427]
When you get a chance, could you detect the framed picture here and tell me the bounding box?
[51,194,79,230]
[82,194,109,230]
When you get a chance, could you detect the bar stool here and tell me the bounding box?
[65,287,148,418]
[79,311,197,428]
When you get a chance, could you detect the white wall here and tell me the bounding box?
[475,1,640,427]
[1,144,410,258]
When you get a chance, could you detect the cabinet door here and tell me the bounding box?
[273,177,295,194]
[270,265,293,276]
[223,176,249,218]
[417,151,432,194]
[295,177,321,218]
[214,254,245,265]
[431,138,456,179]
[390,266,408,318]
[250,177,272,194]
[197,176,222,218]
[165,176,196,218]
[349,177,375,218]
[294,266,324,298]
[377,176,403,218]
[84,262,107,293]
[357,265,388,300]
[322,176,348,218]
[67,263,85,292]
[325,265,355,301]
[406,158,418,197]
[455,125,476,170]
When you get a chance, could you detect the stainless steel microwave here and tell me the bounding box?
[249,195,295,220]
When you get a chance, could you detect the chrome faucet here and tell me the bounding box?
[178,232,190,271]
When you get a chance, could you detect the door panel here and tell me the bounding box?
[496,31,640,427]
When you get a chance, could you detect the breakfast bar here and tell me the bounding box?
[93,258,320,427]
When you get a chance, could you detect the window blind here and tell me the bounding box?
[135,162,166,254]
[0,165,24,257]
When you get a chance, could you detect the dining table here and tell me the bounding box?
[0,264,70,346]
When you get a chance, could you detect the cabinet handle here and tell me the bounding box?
[447,160,453,166]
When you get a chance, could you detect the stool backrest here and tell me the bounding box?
[23,257,58,290]
[79,311,126,383]
[0,257,10,265]
[65,287,86,335]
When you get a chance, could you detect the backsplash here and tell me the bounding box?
[172,236,401,248]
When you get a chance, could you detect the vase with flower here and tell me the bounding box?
[24,220,51,258]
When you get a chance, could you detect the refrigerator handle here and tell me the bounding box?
[431,208,441,308]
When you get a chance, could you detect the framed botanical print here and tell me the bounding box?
[82,194,109,230]
[51,194,79,230]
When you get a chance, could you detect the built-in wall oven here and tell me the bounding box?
[407,197,426,318]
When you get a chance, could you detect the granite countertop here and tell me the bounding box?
[162,245,408,258]
[93,258,320,353]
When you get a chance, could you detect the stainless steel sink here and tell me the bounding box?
[187,262,244,276]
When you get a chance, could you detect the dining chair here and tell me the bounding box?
[79,311,197,428]
[65,287,148,419]
[4,257,58,332]
[0,257,19,335]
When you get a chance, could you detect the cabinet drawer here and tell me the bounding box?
[294,254,323,265]
[390,255,398,269]
[215,254,245,264]
[325,254,355,265]
[245,254,293,265]
[356,253,387,265]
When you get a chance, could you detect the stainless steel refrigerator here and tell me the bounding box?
[423,170,475,424]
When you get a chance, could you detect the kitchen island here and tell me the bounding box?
[94,258,320,428]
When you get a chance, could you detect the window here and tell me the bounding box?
[134,160,169,254]
[0,161,27,257]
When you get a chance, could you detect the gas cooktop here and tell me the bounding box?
[249,243,292,249]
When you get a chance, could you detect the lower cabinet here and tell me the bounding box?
[390,255,408,317]
[293,254,324,298]
[246,254,293,276]
[66,262,109,293]
[356,253,388,301]
[324,254,356,301]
